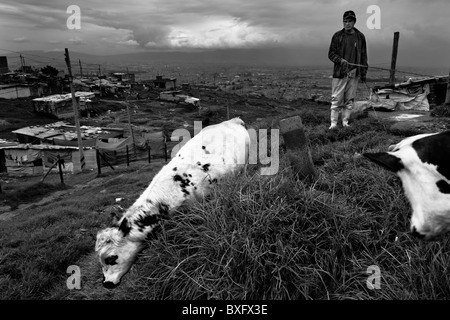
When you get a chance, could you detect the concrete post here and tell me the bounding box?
[279,116,317,181]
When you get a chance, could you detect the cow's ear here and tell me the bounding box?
[363,152,405,172]
[118,217,131,237]
[103,205,124,226]
[111,205,124,226]
[95,229,111,251]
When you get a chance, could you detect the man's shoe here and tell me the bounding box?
[342,109,352,127]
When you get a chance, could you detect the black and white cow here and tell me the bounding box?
[95,118,250,288]
[364,130,450,241]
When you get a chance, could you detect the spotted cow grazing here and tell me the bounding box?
[95,117,250,288]
[363,130,450,241]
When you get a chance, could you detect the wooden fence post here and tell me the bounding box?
[126,145,130,166]
[96,149,102,176]
[42,160,58,182]
[64,48,85,171]
[164,139,168,162]
[279,116,317,181]
[97,150,114,171]
[57,155,64,185]
[445,68,450,106]
[389,32,400,85]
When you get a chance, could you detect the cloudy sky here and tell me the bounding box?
[0,0,449,67]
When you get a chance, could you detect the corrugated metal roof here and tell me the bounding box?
[32,91,95,102]
[0,143,81,150]
[11,122,124,141]
[12,127,55,137]
[0,140,19,148]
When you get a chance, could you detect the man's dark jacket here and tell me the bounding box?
[328,27,368,79]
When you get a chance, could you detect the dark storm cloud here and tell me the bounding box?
[1,0,69,30]
[0,0,448,66]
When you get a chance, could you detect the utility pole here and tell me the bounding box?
[389,32,400,85]
[79,59,83,78]
[64,48,85,172]
[125,93,137,158]
[98,64,102,97]
[445,68,450,106]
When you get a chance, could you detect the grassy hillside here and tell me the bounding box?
[1,105,450,300]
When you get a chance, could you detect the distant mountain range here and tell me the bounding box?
[4,47,334,71]
[4,47,447,76]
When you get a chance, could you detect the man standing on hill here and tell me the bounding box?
[328,10,368,129]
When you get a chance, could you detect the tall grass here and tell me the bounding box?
[2,106,450,300]
[60,154,450,300]
[430,104,450,118]
[0,182,68,210]
[0,165,160,300]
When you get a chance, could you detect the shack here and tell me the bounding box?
[12,121,124,146]
[0,83,44,99]
[0,142,97,175]
[159,91,200,107]
[96,132,168,167]
[110,72,135,83]
[153,76,177,90]
[32,92,96,119]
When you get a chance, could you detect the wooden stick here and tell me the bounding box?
[126,145,130,166]
[97,149,115,170]
[42,160,58,182]
[96,149,102,176]
[445,68,450,106]
[64,48,85,172]
[389,32,400,85]
[57,155,64,185]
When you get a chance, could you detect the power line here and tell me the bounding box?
[20,56,60,66]
[0,48,106,75]
[0,48,66,64]
[0,47,441,81]
[0,48,100,68]
[0,48,65,62]
[347,62,435,78]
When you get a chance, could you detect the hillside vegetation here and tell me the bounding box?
[1,104,450,300]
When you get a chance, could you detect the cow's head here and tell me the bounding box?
[95,217,143,288]
[364,131,450,241]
